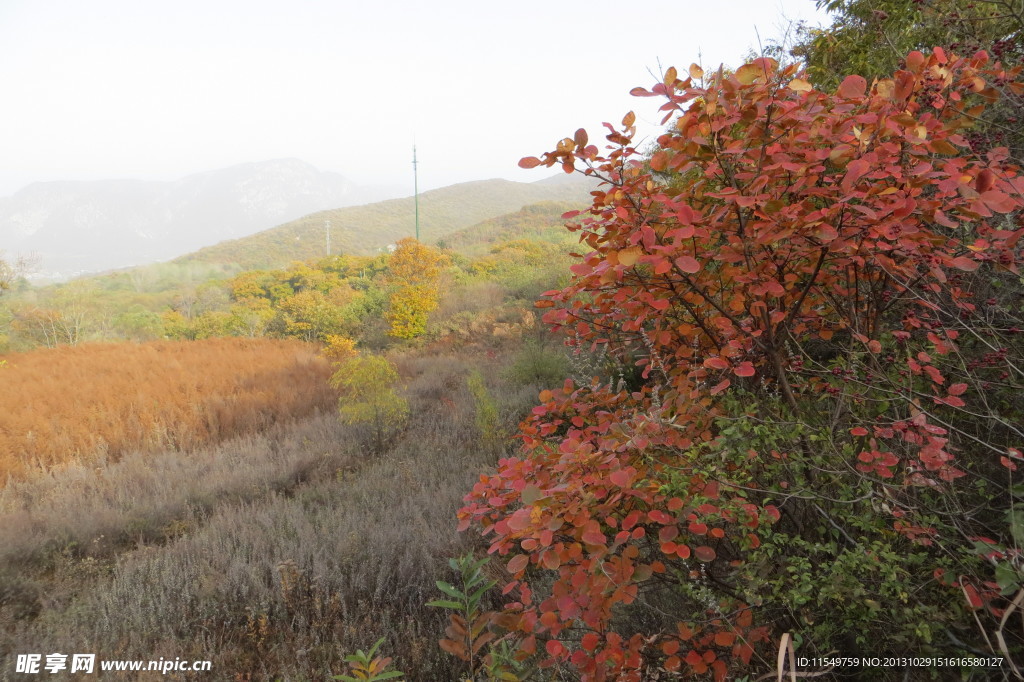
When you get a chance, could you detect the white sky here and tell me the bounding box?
[0,0,832,197]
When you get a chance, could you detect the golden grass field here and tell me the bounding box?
[0,338,336,482]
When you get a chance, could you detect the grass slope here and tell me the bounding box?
[176,177,593,270]
[438,200,582,256]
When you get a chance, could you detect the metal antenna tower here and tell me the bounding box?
[325,219,331,255]
[413,145,420,241]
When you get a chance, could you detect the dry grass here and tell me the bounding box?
[0,348,543,681]
[0,338,336,482]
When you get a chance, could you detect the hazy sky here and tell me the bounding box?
[0,0,832,197]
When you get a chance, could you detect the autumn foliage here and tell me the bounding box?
[385,238,449,339]
[458,50,1024,678]
[0,338,336,482]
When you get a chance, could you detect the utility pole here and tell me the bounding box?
[325,219,331,256]
[412,144,420,241]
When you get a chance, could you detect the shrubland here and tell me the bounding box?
[451,48,1024,680]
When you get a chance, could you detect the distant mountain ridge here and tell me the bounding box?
[176,176,596,271]
[0,159,402,278]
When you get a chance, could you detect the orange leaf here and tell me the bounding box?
[906,51,925,72]
[713,631,736,647]
[735,63,760,85]
[788,78,812,92]
[519,156,543,169]
[617,247,642,267]
[650,150,669,172]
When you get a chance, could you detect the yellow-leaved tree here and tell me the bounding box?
[384,238,448,339]
[330,354,408,453]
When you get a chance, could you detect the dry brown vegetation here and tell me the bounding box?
[0,340,558,680]
[0,338,336,482]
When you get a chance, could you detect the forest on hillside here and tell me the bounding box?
[3,1,1024,680]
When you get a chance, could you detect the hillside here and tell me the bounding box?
[175,176,594,271]
[437,200,581,256]
[0,159,401,279]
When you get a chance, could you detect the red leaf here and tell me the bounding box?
[734,362,755,377]
[981,190,1017,213]
[675,256,701,273]
[648,510,672,524]
[950,256,980,271]
[694,546,717,562]
[842,159,869,190]
[546,639,565,656]
[962,583,983,610]
[948,383,968,396]
[609,469,630,487]
[507,554,529,574]
[709,379,731,395]
[703,481,720,499]
[704,357,730,370]
[519,156,543,169]
[850,427,869,436]
[838,75,867,98]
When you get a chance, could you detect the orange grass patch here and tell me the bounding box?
[0,338,336,482]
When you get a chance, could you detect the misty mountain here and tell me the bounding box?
[0,159,402,278]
